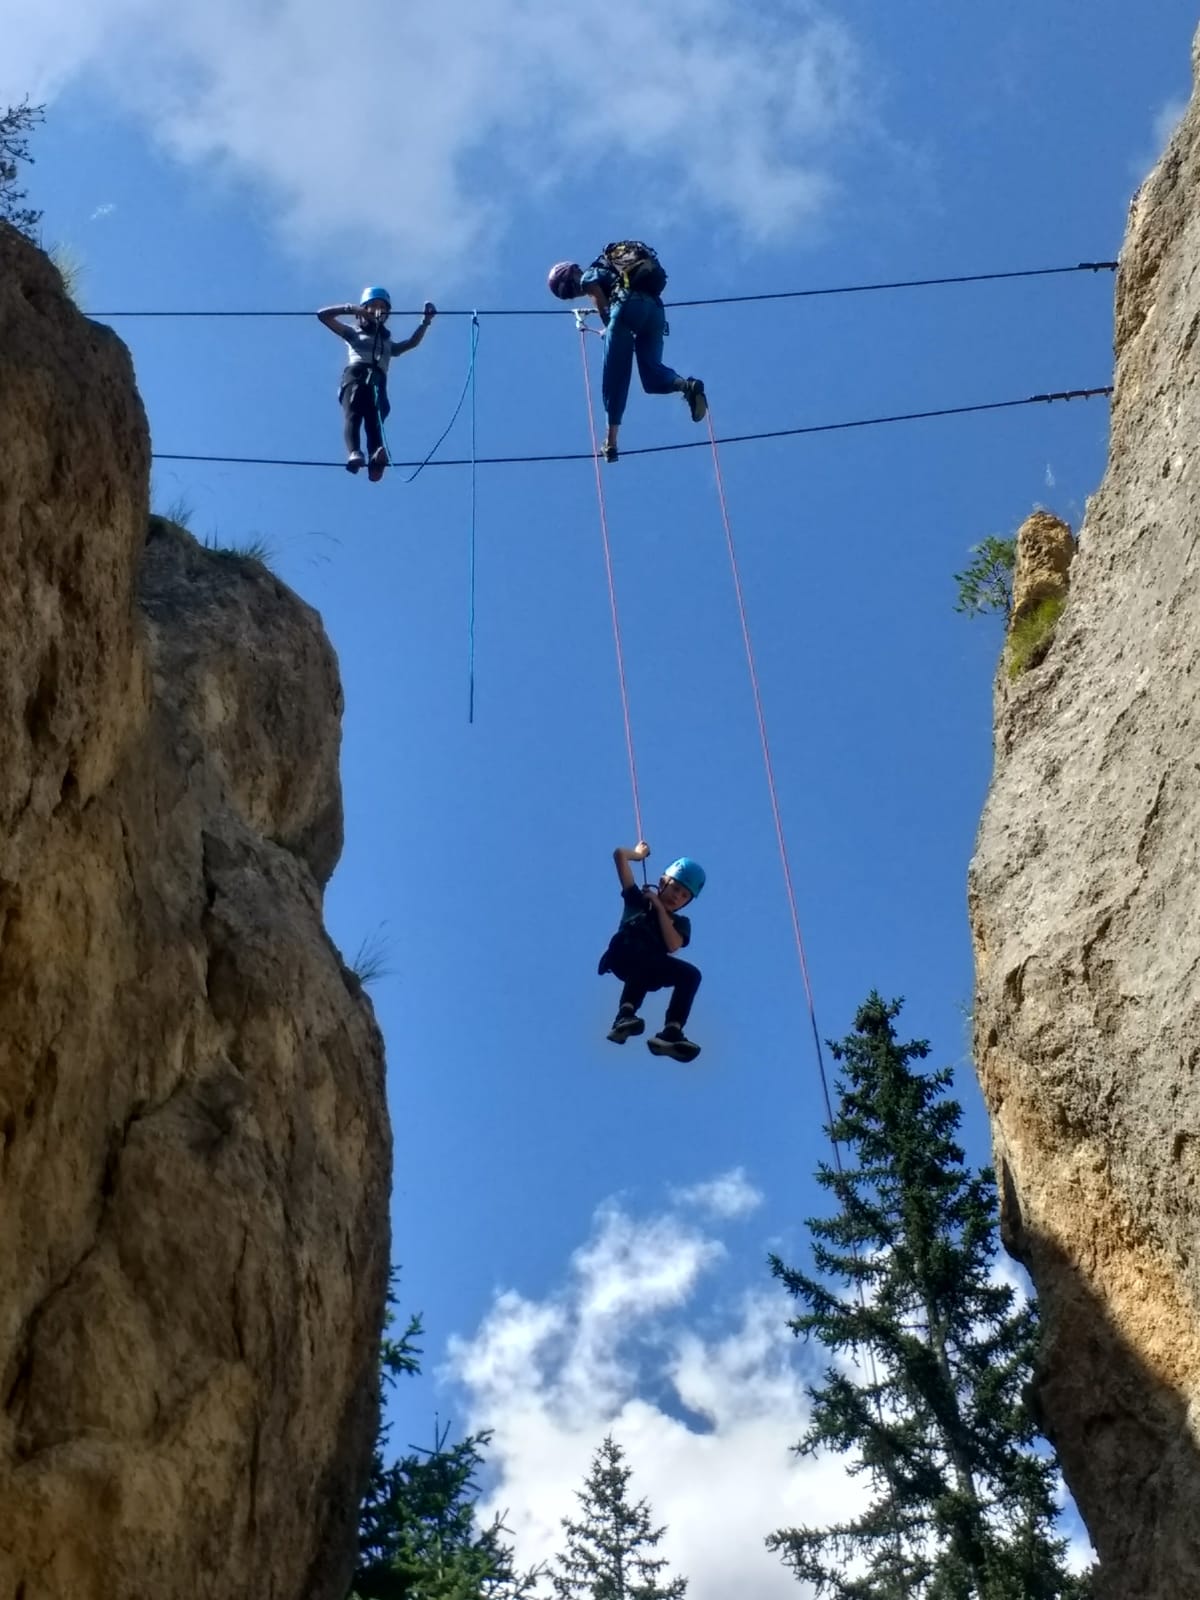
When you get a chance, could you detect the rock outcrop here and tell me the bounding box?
[0,223,391,1599]
[1008,510,1074,629]
[969,31,1200,1599]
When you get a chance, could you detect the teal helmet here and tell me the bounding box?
[663,857,705,899]
[360,285,391,308]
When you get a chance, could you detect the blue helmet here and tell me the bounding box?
[663,857,705,899]
[360,285,391,308]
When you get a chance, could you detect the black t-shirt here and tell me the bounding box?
[599,883,691,971]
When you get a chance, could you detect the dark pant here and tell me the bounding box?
[607,950,701,1028]
[340,367,389,456]
[602,293,681,426]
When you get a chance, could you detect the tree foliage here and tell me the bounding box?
[550,1436,687,1600]
[767,994,1092,1600]
[351,1285,542,1600]
[0,99,45,240]
[953,536,1015,617]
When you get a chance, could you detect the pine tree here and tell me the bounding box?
[551,1436,687,1600]
[953,536,1015,617]
[354,1421,541,1600]
[351,1284,542,1600]
[767,993,1092,1600]
[0,99,45,240]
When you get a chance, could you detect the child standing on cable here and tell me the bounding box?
[547,243,706,463]
[317,287,437,481]
[599,842,706,1062]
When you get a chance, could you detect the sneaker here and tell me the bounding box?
[647,1023,702,1063]
[607,1006,645,1044]
[602,440,619,464]
[681,378,707,424]
[346,451,365,474]
[367,446,389,482]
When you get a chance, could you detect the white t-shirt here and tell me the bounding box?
[336,322,402,374]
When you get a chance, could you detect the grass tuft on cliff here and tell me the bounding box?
[1007,594,1065,679]
[203,534,275,567]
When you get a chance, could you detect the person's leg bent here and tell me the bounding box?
[630,298,682,396]
[608,951,652,1015]
[661,958,701,1028]
[619,980,649,1014]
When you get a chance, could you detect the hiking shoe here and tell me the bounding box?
[346,451,365,473]
[367,446,389,482]
[647,1023,701,1063]
[602,440,619,464]
[607,1006,645,1044]
[681,378,707,424]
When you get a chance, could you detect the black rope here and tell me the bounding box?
[89,260,1117,320]
[150,386,1112,472]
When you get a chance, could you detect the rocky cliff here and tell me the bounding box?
[969,31,1200,1600]
[0,223,391,1599]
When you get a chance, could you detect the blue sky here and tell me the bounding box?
[6,1,1195,1589]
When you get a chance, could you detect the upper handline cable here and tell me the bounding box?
[87,259,1117,319]
[150,385,1113,472]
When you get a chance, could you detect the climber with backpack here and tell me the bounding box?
[598,841,706,1062]
[317,287,437,480]
[547,243,706,463]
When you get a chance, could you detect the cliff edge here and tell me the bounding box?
[0,222,391,1600]
[969,29,1200,1599]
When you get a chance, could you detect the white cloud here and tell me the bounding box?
[671,1166,764,1220]
[1152,94,1189,153]
[0,0,871,277]
[445,1187,865,1599]
[1131,92,1190,180]
[443,1192,1099,1597]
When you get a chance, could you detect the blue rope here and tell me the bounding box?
[468,312,479,723]
[371,373,392,467]
[404,317,481,486]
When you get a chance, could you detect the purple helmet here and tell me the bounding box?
[547,260,583,300]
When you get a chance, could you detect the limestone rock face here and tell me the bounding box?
[969,34,1200,1599]
[0,223,391,1600]
[1008,510,1074,628]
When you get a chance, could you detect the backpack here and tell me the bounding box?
[599,240,668,299]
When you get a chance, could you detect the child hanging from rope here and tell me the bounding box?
[547,243,706,464]
[317,287,437,480]
[598,842,706,1062]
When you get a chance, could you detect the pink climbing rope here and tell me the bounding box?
[704,409,837,1130]
[578,323,646,851]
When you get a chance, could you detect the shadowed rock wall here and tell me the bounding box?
[0,222,391,1600]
